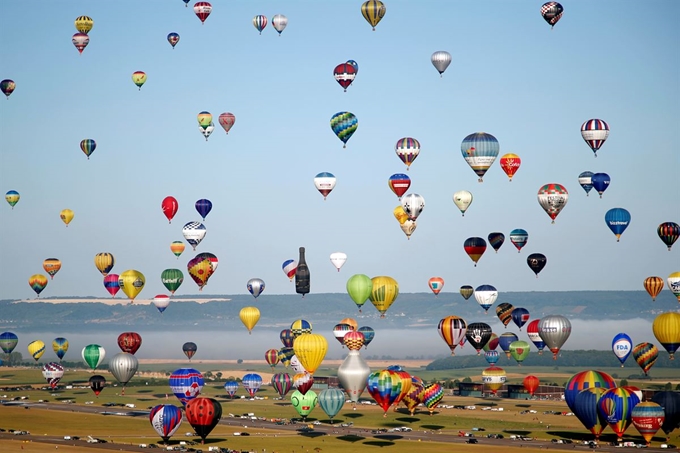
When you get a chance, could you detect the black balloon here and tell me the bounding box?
[295,247,310,296]
[89,375,106,396]
[651,391,680,436]
[527,253,547,277]
[465,322,492,354]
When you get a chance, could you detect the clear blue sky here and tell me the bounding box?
[1,1,678,302]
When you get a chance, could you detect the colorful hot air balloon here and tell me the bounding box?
[509,228,528,252]
[452,190,473,216]
[461,132,499,182]
[437,316,467,356]
[538,315,571,359]
[199,122,214,141]
[60,209,74,226]
[527,253,547,277]
[82,344,105,370]
[395,137,420,170]
[496,303,514,328]
[474,284,497,313]
[271,373,293,398]
[581,119,609,157]
[523,375,540,396]
[367,369,401,416]
[631,401,665,445]
[182,342,197,361]
[224,380,239,398]
[314,172,336,200]
[644,276,664,301]
[537,183,568,223]
[169,368,204,405]
[387,173,410,200]
[605,208,631,241]
[132,71,147,90]
[74,15,93,34]
[612,333,633,366]
[291,389,318,419]
[197,111,212,130]
[72,33,89,54]
[118,270,145,302]
[42,362,64,388]
[347,274,372,312]
[167,32,180,48]
[540,2,564,28]
[80,139,96,159]
[291,319,313,338]
[658,222,680,251]
[591,172,610,198]
[272,14,288,35]
[161,268,184,294]
[149,404,183,443]
[333,324,353,346]
[482,366,506,395]
[0,332,18,355]
[578,171,594,196]
[398,219,415,239]
[282,259,297,281]
[252,15,267,34]
[509,340,531,365]
[42,258,61,279]
[217,112,236,135]
[564,370,616,413]
[333,63,356,92]
[103,274,120,297]
[463,237,487,266]
[28,340,45,361]
[483,333,499,352]
[343,331,365,351]
[242,373,262,397]
[465,322,492,354]
[94,252,115,276]
[632,342,658,376]
[1,79,16,99]
[669,272,680,302]
[598,387,640,441]
[431,51,451,77]
[89,374,106,396]
[161,196,179,223]
[499,153,521,181]
[153,294,170,313]
[52,337,68,361]
[239,306,260,334]
[511,307,530,330]
[459,285,474,300]
[28,274,48,297]
[428,277,444,296]
[361,0,386,30]
[652,312,680,359]
[330,112,358,148]
[193,2,212,24]
[358,326,375,348]
[264,349,279,370]
[182,221,207,250]
[170,241,185,258]
[5,190,19,208]
[369,276,399,318]
[573,387,608,441]
[487,232,505,253]
[185,397,222,444]
[117,332,142,355]
[498,332,519,359]
[247,278,265,298]
[419,383,443,415]
[280,329,295,348]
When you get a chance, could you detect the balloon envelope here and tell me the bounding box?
[460,132,499,182]
[612,333,633,366]
[318,388,345,420]
[109,352,139,388]
[652,311,680,359]
[605,208,631,241]
[658,222,680,251]
[149,404,183,442]
[0,332,18,354]
[169,368,204,405]
[185,397,222,443]
[361,0,386,30]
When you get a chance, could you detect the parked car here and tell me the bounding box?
[466,438,479,444]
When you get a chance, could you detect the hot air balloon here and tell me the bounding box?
[253,15,267,34]
[52,337,68,361]
[0,332,18,355]
[282,259,297,281]
[612,333,633,366]
[153,294,170,313]
[333,324,353,346]
[199,123,214,141]
[452,190,473,216]
[224,380,239,398]
[313,172,336,200]
[651,391,680,439]
[132,71,147,90]
[72,33,89,54]
[293,372,314,395]
[499,153,521,181]
[343,331,365,351]
[633,342,659,376]
[347,274,373,312]
[527,253,547,277]
[28,274,48,297]
[668,272,680,302]
[1,79,16,99]
[428,277,444,296]
[291,389,318,420]
[5,190,19,208]
[658,222,680,251]
[482,366,506,395]
[509,228,528,252]
[103,274,120,297]
[242,373,262,397]
[431,51,451,77]
[293,334,327,374]
[361,0,386,30]
[182,221,207,250]
[330,111,357,148]
[333,63,356,92]
[632,402,665,446]
[291,319,313,338]
[573,387,608,442]
[540,2,564,28]
[581,119,609,157]
[42,362,64,388]
[461,132,499,182]
[27,340,45,361]
[185,397,222,444]
[169,241,185,259]
[401,378,424,416]
[193,2,212,24]
[509,340,531,365]
[419,382,443,415]
[94,252,115,276]
[149,404,183,444]
[167,32,180,48]
[80,138,96,159]
[118,270,145,302]
[272,14,288,35]
[463,237,486,266]
[42,258,61,279]
[161,268,183,295]
[652,312,680,359]
[82,344,105,370]
[358,326,375,348]
[484,333,499,352]
[337,349,371,406]
[277,347,295,368]
[109,352,139,394]
[487,232,505,253]
[270,373,292,398]
[89,375,106,396]
[60,209,74,226]
[578,171,594,196]
[328,252,347,272]
[591,172,610,198]
[193,199,212,221]
[246,278,265,299]
[182,342,197,361]
[367,369,401,416]
[537,183,568,223]
[264,349,279,370]
[117,332,142,355]
[496,303,514,328]
[161,196,178,223]
[388,173,410,200]
[523,375,540,396]
[318,388,345,422]
[564,370,616,413]
[169,368,204,405]
[460,285,474,300]
[437,316,467,356]
[341,317,358,331]
[474,284,497,313]
[280,329,295,348]
[605,208,631,242]
[465,322,491,354]
[598,387,640,441]
[538,315,571,359]
[369,276,399,317]
[395,137,420,170]
[511,307,530,330]
[74,15,93,34]
[498,332,519,359]
[217,112,235,135]
[239,306,260,334]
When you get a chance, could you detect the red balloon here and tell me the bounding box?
[193,2,212,24]
[333,63,356,92]
[264,349,279,369]
[523,375,540,396]
[185,397,222,443]
[117,332,142,355]
[161,196,179,223]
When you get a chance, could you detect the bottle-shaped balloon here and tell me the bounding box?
[295,247,310,297]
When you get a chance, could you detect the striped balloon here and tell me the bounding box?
[149,404,183,442]
[573,387,608,440]
[495,303,514,327]
[271,373,293,398]
[598,387,640,441]
[581,119,610,156]
[658,222,680,251]
[420,383,444,414]
[401,381,424,416]
[644,276,664,301]
[631,401,665,445]
[395,137,420,170]
[565,370,616,413]
[652,312,680,359]
[361,0,386,30]
[632,342,658,376]
[252,15,267,34]
[437,316,467,355]
[224,380,239,398]
[460,132,500,182]
[366,369,401,415]
[330,112,358,148]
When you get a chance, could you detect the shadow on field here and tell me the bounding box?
[300,432,326,438]
[275,402,292,407]
[503,430,532,436]
[395,417,420,424]
[137,389,153,393]
[337,435,365,443]
[515,403,532,408]
[420,425,445,431]
[343,412,365,419]
[363,440,395,447]
[375,435,403,441]
[74,391,88,394]
[152,393,167,398]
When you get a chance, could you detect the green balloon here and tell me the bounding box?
[346,274,373,311]
[82,344,105,371]
[509,340,531,365]
[161,268,184,294]
[291,389,317,419]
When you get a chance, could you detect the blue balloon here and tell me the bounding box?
[242,373,262,397]
[149,404,183,441]
[0,331,19,354]
[573,388,608,440]
[509,229,529,252]
[591,173,610,198]
[511,307,530,330]
[498,333,518,357]
[578,171,594,196]
[224,380,239,398]
[195,199,212,221]
[318,388,345,420]
[484,350,499,365]
[605,208,631,242]
[611,333,632,366]
[357,326,374,348]
[169,368,204,406]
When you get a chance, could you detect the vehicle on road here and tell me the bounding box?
[466,438,479,444]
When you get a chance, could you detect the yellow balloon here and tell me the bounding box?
[27,340,45,362]
[293,333,328,374]
[239,306,261,334]
[60,209,74,226]
[43,258,62,279]
[74,16,93,34]
[94,252,115,277]
[393,205,408,225]
[652,311,680,360]
[339,318,358,331]
[369,276,399,318]
[118,270,145,302]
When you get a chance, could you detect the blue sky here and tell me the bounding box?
[0,1,678,302]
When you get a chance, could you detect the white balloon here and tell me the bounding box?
[431,51,452,76]
[313,172,336,200]
[329,252,347,272]
[272,14,288,35]
[401,193,425,220]
[182,222,207,251]
[247,278,265,298]
[452,190,473,216]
